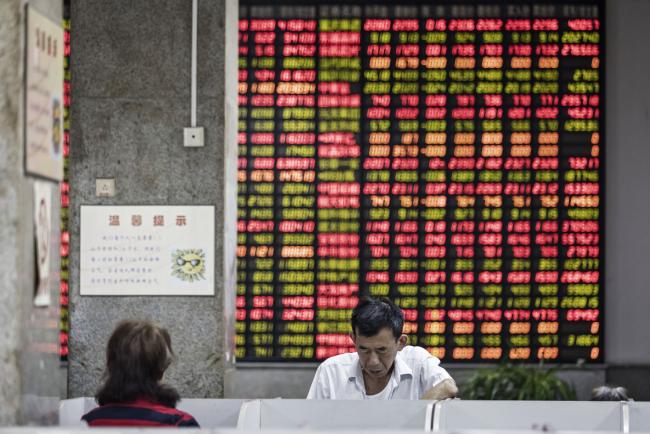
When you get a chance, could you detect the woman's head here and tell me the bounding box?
[97,320,180,407]
[106,320,173,381]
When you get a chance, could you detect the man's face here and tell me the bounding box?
[352,327,407,381]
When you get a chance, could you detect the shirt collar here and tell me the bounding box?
[348,353,363,386]
[392,350,414,380]
[348,350,414,389]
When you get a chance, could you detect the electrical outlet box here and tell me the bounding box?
[96,178,116,197]
[184,127,204,147]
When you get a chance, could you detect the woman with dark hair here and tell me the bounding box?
[81,320,199,427]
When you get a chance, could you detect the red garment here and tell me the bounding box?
[82,399,199,427]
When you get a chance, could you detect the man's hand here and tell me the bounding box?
[421,378,458,400]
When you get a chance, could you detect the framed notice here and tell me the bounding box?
[25,5,64,181]
[33,181,52,306]
[80,206,215,296]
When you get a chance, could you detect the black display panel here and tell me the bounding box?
[236,0,604,363]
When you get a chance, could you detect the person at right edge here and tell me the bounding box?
[307,296,458,400]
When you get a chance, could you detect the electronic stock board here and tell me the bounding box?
[236,0,603,363]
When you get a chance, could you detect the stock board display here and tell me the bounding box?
[236,0,603,363]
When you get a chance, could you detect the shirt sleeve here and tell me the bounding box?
[416,347,453,394]
[307,364,330,399]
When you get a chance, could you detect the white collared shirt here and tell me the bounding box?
[306,346,452,400]
[365,381,392,399]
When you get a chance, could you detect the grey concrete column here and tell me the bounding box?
[69,0,235,398]
[604,0,650,365]
[0,0,66,424]
[0,0,24,422]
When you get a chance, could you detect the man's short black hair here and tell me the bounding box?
[351,296,404,339]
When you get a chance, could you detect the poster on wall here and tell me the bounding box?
[80,206,215,296]
[33,181,52,307]
[25,5,64,181]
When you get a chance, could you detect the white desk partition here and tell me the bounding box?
[627,401,650,432]
[59,398,649,432]
[432,400,624,432]
[177,399,247,428]
[58,397,96,427]
[237,400,262,431]
[0,429,639,434]
[59,397,247,428]
[236,399,435,431]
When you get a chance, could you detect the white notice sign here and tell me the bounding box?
[34,181,52,306]
[25,6,64,181]
[80,206,215,296]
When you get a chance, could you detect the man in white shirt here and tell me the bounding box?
[307,296,457,400]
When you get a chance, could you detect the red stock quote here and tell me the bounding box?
[236,1,603,363]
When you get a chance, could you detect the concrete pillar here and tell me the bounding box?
[0,0,66,424]
[0,0,24,422]
[68,0,236,398]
